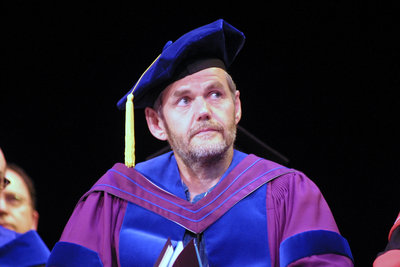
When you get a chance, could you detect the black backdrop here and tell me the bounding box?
[2,2,399,266]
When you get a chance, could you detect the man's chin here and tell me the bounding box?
[189,143,230,160]
[190,134,224,147]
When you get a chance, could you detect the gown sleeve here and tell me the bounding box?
[266,171,354,266]
[47,191,127,267]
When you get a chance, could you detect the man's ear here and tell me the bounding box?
[234,90,242,124]
[145,107,168,141]
[31,210,39,231]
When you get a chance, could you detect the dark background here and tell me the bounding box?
[2,1,399,266]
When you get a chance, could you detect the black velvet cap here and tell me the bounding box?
[117,19,245,110]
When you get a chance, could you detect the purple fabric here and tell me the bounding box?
[266,170,353,266]
[59,191,127,267]
[58,154,353,266]
[87,155,291,233]
[289,254,354,266]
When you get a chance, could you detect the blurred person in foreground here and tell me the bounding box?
[0,147,50,266]
[47,19,353,266]
[1,163,39,233]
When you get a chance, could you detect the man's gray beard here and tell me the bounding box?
[167,124,237,167]
[176,138,232,167]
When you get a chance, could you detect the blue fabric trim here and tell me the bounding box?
[135,151,186,199]
[94,165,287,224]
[119,203,185,267]
[47,241,103,267]
[279,230,354,267]
[0,230,49,266]
[132,150,246,205]
[134,150,247,199]
[119,182,272,266]
[108,156,264,213]
[205,183,272,266]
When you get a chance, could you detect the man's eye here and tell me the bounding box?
[210,91,222,99]
[177,97,190,106]
[5,194,23,206]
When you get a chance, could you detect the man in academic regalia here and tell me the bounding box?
[47,19,354,266]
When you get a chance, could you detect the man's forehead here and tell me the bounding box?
[166,67,227,93]
[4,169,29,193]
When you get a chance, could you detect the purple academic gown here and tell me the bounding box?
[47,150,353,266]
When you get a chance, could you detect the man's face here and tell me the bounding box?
[151,67,241,164]
[0,168,38,233]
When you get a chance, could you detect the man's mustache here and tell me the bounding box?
[189,121,224,139]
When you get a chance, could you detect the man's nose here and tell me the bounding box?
[194,97,211,121]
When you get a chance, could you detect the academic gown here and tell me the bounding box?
[0,226,50,267]
[47,150,354,266]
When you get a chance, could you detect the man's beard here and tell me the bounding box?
[165,120,237,167]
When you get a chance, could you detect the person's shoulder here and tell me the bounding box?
[136,151,175,168]
[258,156,289,170]
[254,157,319,198]
[269,167,314,188]
[241,153,307,190]
[135,151,176,179]
[250,153,302,178]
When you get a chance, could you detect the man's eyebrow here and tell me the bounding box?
[170,80,225,98]
[204,80,224,90]
[172,88,192,98]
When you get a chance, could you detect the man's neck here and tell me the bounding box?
[175,148,234,201]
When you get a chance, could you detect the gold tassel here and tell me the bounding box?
[125,93,135,167]
[123,54,161,168]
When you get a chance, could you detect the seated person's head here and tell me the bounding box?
[0,163,39,233]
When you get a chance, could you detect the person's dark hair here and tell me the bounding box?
[6,163,37,209]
